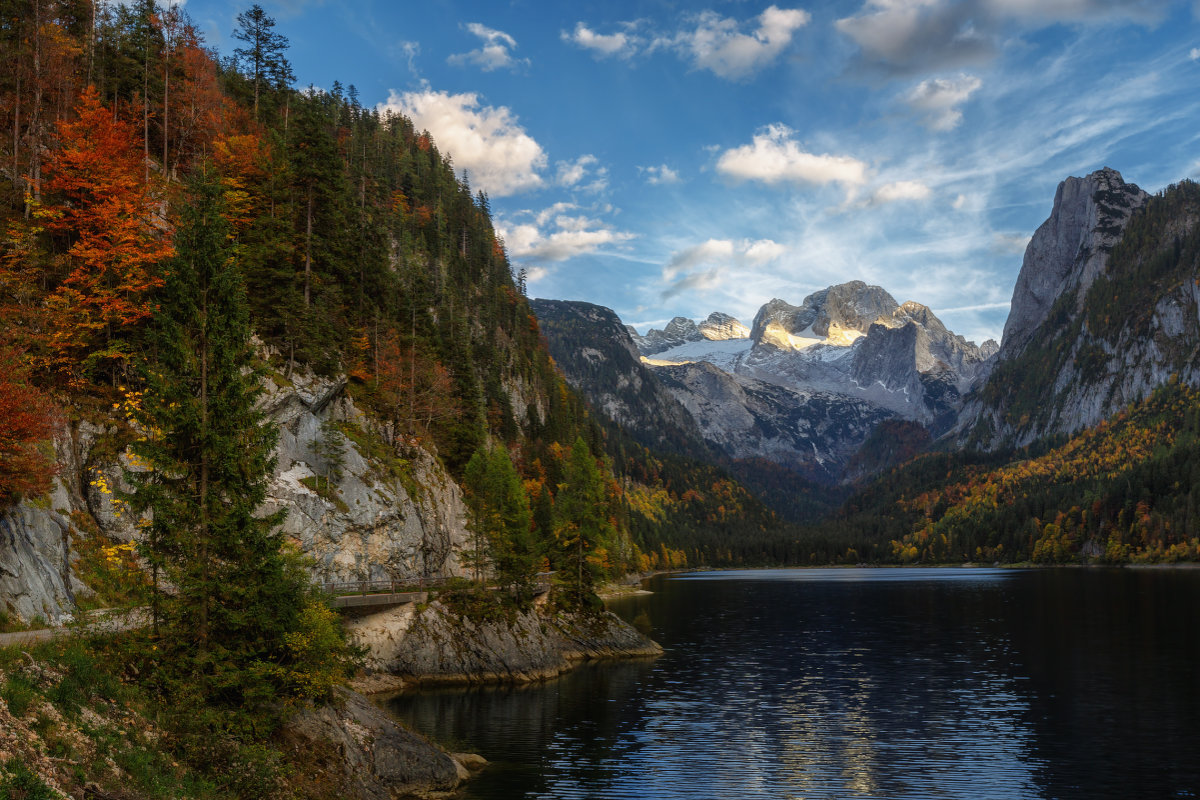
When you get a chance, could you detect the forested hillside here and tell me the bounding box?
[0,0,779,592]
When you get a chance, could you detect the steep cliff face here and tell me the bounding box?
[0,371,473,625]
[999,168,1149,360]
[957,171,1196,450]
[537,282,993,485]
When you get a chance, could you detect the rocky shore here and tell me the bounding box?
[346,600,662,688]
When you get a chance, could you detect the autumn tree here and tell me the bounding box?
[0,345,58,507]
[42,84,171,385]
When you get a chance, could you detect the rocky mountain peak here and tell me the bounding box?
[750,282,900,348]
[698,312,749,340]
[1000,167,1148,359]
[632,315,705,355]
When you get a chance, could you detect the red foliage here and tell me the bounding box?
[41,86,173,383]
[0,346,59,506]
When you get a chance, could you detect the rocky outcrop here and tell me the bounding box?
[261,370,470,584]
[750,282,900,347]
[531,299,715,460]
[0,504,77,625]
[346,600,662,685]
[281,688,471,799]
[697,312,749,341]
[954,169,1192,450]
[632,316,705,355]
[0,367,473,626]
[999,167,1148,360]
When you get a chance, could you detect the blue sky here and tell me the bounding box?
[183,0,1200,345]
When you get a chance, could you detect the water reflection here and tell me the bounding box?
[387,568,1200,799]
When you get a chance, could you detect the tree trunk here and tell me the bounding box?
[304,186,313,307]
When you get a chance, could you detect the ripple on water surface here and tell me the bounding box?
[387,567,1200,799]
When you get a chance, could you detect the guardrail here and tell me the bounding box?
[321,572,556,598]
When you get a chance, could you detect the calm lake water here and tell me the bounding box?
[386,567,1200,799]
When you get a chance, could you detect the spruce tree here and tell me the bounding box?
[127,166,310,709]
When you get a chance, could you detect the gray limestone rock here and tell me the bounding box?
[281,688,467,799]
[999,167,1148,360]
[697,312,749,341]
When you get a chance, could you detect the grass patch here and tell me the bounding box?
[299,476,350,513]
[1,675,37,718]
[0,758,59,800]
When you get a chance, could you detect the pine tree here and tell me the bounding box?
[127,166,329,709]
[463,442,537,597]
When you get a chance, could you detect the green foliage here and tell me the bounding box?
[0,759,58,800]
[463,442,538,598]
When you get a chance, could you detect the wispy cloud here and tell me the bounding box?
[564,6,809,80]
[556,155,609,192]
[448,22,529,72]
[905,74,983,130]
[640,164,681,185]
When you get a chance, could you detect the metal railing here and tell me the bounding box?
[322,571,556,597]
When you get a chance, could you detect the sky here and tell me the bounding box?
[181,0,1200,346]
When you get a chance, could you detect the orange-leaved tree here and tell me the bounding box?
[41,85,173,386]
[0,345,59,507]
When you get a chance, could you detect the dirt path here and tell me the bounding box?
[0,608,148,649]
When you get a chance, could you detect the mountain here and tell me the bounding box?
[599,282,995,482]
[529,299,713,460]
[955,168,1195,449]
[812,171,1200,566]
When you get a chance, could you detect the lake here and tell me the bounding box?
[386,567,1200,799]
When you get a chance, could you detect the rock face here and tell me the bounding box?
[633,316,706,355]
[281,688,469,799]
[260,370,470,585]
[697,312,750,341]
[1000,167,1149,360]
[653,361,893,482]
[346,600,662,685]
[955,168,1193,450]
[0,368,472,625]
[750,281,899,347]
[530,299,715,460]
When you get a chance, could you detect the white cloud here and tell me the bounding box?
[744,239,788,263]
[565,6,807,79]
[562,22,639,58]
[952,193,969,210]
[672,5,811,80]
[905,74,982,130]
[498,207,634,263]
[448,23,529,72]
[556,155,609,192]
[641,164,681,185]
[716,124,868,190]
[1191,47,1200,60]
[381,89,546,197]
[870,180,933,204]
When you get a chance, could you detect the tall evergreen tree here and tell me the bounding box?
[126,166,312,708]
[463,442,537,597]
